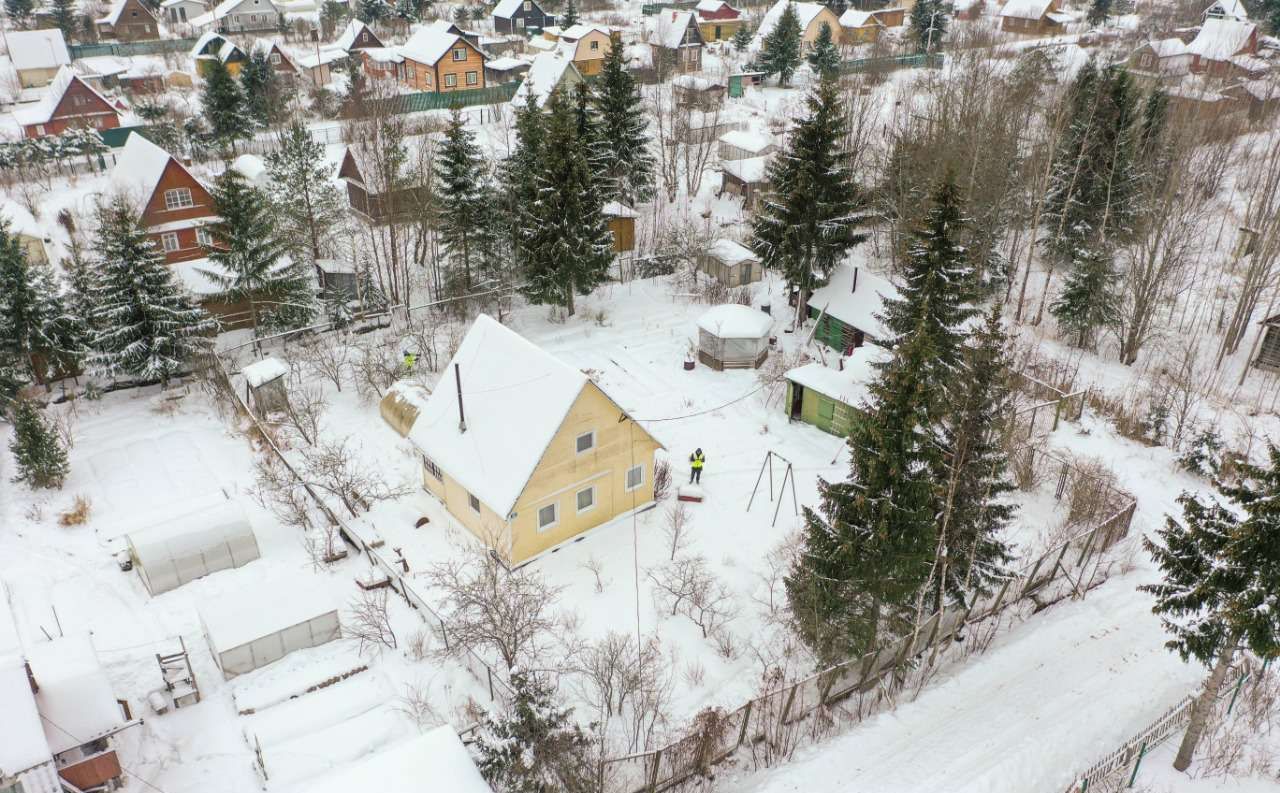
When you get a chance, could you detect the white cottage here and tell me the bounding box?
[191,0,283,33]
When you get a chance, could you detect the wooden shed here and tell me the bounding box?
[698,238,762,285]
[717,129,776,161]
[784,346,891,436]
[719,156,769,210]
[242,357,288,417]
[603,201,638,252]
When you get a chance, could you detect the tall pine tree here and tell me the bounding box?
[759,2,802,86]
[560,0,579,27]
[201,58,251,152]
[266,122,347,272]
[8,399,69,489]
[202,169,315,333]
[4,0,34,27]
[1140,448,1280,771]
[0,222,81,386]
[436,109,497,293]
[518,90,614,316]
[806,22,840,80]
[240,50,278,129]
[592,42,655,204]
[49,0,77,40]
[89,199,215,385]
[908,0,949,53]
[751,75,866,327]
[1087,0,1111,26]
[1050,246,1119,348]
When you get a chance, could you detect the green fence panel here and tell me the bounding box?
[839,52,944,74]
[390,81,520,114]
[641,0,697,14]
[70,37,199,59]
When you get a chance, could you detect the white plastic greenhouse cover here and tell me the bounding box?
[127,501,261,596]
[199,578,341,679]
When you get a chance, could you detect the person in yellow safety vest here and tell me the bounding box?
[403,350,416,373]
[689,448,705,484]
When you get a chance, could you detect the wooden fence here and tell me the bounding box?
[600,462,1138,793]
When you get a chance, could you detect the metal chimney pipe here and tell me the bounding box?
[852,266,859,294]
[455,363,467,433]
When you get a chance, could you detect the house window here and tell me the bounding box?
[466,70,477,85]
[72,94,87,106]
[160,231,180,252]
[537,502,558,531]
[422,455,442,480]
[590,39,599,50]
[576,485,596,513]
[625,464,644,491]
[445,72,457,87]
[35,124,45,135]
[523,0,531,8]
[468,492,481,513]
[196,227,213,246]
[270,52,281,64]
[452,47,467,61]
[164,187,194,210]
[575,430,595,453]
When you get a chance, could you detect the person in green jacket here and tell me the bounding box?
[689,448,705,484]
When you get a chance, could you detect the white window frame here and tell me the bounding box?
[590,39,599,50]
[575,430,595,454]
[465,70,478,85]
[468,492,481,513]
[444,72,457,87]
[536,501,559,532]
[160,231,180,252]
[270,52,281,64]
[35,124,45,136]
[164,187,194,210]
[575,485,596,514]
[625,464,644,492]
[452,47,467,61]
[195,227,213,247]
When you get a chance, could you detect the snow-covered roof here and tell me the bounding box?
[97,0,150,26]
[297,46,346,68]
[718,128,773,153]
[398,26,465,65]
[602,200,638,218]
[1144,37,1191,57]
[0,200,43,239]
[13,65,114,126]
[1229,53,1269,72]
[757,1,829,39]
[26,635,124,756]
[303,727,492,793]
[786,345,891,407]
[696,0,728,12]
[512,52,576,107]
[486,55,527,71]
[0,657,51,776]
[243,356,287,387]
[199,576,337,653]
[361,46,404,63]
[722,155,769,183]
[839,8,879,27]
[999,0,1055,20]
[697,304,771,339]
[1188,17,1256,60]
[1205,0,1248,20]
[335,19,371,50]
[672,74,719,91]
[650,11,698,48]
[7,29,70,73]
[706,238,758,266]
[109,131,179,204]
[190,30,225,58]
[172,257,227,296]
[560,22,609,39]
[492,0,525,19]
[808,265,899,340]
[74,55,131,78]
[406,314,591,516]
[527,35,557,51]
[231,152,267,184]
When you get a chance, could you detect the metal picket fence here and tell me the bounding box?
[69,37,199,58]
[600,458,1138,793]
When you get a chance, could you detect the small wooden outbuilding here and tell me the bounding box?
[242,357,288,417]
[697,304,773,370]
[720,156,769,210]
[604,201,638,252]
[698,238,762,285]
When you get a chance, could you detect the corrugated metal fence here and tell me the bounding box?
[69,37,200,59]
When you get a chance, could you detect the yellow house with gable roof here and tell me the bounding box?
[389,314,663,565]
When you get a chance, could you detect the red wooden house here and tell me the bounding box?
[16,66,120,138]
[109,132,218,264]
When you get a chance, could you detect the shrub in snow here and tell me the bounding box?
[8,399,69,490]
[1179,426,1226,479]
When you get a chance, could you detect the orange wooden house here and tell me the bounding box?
[16,66,120,138]
[109,132,218,264]
[397,25,486,92]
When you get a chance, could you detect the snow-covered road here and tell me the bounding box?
[722,573,1202,793]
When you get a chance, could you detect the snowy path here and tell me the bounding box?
[721,574,1203,793]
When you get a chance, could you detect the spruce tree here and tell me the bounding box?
[560,0,579,27]
[592,42,654,204]
[731,23,753,52]
[50,0,78,40]
[202,170,315,333]
[933,305,1016,610]
[4,0,34,27]
[909,0,949,53]
[501,99,547,265]
[357,0,389,22]
[8,399,69,489]
[89,200,213,385]
[436,109,496,292]
[266,122,346,271]
[0,222,80,386]
[759,2,802,86]
[1086,0,1111,26]
[239,50,277,128]
[1050,246,1119,348]
[201,58,251,152]
[751,76,866,327]
[806,22,840,81]
[1140,448,1280,771]
[518,90,614,316]
[472,671,596,792]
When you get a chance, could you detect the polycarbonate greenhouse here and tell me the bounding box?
[199,579,341,679]
[127,501,261,596]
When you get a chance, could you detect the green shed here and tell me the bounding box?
[807,265,899,354]
[784,346,891,436]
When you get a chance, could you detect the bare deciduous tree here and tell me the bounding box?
[298,335,351,392]
[649,555,736,638]
[281,381,327,446]
[348,587,397,653]
[663,502,691,561]
[297,436,412,517]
